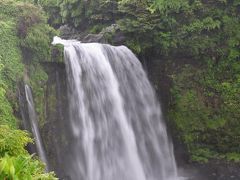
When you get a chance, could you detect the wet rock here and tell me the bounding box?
[178,160,240,180]
[58,24,125,44]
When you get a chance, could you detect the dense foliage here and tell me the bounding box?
[170,61,240,162]
[0,0,57,178]
[0,0,56,126]
[0,125,56,179]
[37,0,118,29]
[159,0,240,162]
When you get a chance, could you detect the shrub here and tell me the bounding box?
[0,125,56,179]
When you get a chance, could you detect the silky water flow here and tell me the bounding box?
[52,36,180,180]
[25,85,49,171]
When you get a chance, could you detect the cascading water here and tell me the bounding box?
[52,36,179,180]
[25,85,49,171]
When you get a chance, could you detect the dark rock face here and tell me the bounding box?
[179,160,240,180]
[58,24,125,44]
[59,24,105,42]
[143,57,171,114]
[40,62,70,177]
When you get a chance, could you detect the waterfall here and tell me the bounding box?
[52,36,179,180]
[25,85,49,171]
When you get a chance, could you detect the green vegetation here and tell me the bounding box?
[0,125,56,179]
[16,1,58,126]
[154,0,240,162]
[122,0,240,163]
[170,58,240,162]
[0,0,57,126]
[0,0,57,178]
[0,9,24,123]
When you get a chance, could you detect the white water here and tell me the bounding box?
[52,36,179,180]
[25,85,49,171]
